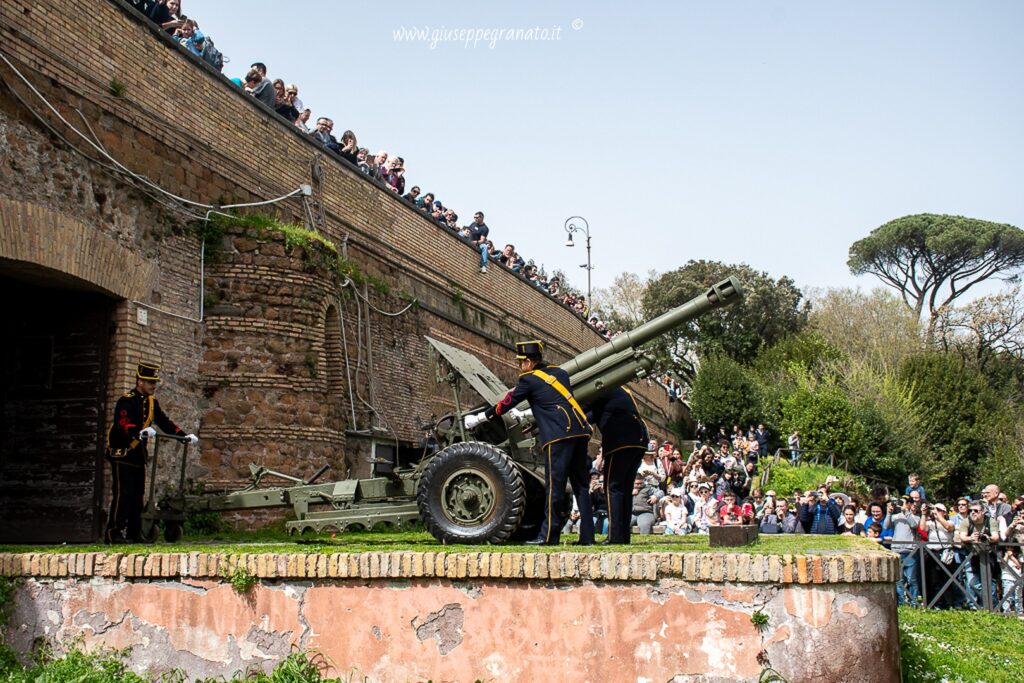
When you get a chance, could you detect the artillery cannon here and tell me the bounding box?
[143,276,742,545]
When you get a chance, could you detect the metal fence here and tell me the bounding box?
[890,539,1023,613]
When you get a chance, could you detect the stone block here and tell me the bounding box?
[708,525,759,547]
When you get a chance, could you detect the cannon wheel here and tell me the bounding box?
[164,522,184,543]
[417,441,525,544]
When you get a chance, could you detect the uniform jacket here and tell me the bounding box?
[486,363,591,448]
[583,387,648,456]
[106,390,184,466]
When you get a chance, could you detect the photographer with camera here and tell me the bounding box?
[1000,509,1024,613]
[918,502,961,608]
[957,501,1006,607]
[884,496,922,605]
[798,488,842,535]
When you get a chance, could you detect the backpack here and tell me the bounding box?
[201,38,226,72]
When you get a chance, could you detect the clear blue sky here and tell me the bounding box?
[192,0,1023,295]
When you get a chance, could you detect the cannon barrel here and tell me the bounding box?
[559,275,744,378]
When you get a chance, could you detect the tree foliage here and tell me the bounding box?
[847,214,1024,339]
[643,260,810,365]
[934,284,1024,372]
[809,287,923,370]
[690,355,762,431]
[898,352,1008,499]
[779,374,865,462]
[591,270,655,331]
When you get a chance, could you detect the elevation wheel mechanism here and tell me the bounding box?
[416,441,526,544]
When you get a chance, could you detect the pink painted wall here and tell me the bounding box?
[9,575,898,682]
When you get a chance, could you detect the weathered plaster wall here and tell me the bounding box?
[2,550,901,682]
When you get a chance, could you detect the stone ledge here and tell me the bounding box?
[0,550,898,584]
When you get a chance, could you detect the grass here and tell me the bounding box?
[0,646,377,682]
[0,528,879,556]
[899,606,1024,682]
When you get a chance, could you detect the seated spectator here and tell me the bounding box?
[837,505,865,536]
[562,506,582,535]
[637,449,665,482]
[485,240,501,262]
[385,157,406,194]
[759,502,783,534]
[662,492,688,535]
[510,251,526,273]
[631,474,663,535]
[777,499,802,533]
[285,83,303,113]
[244,69,276,110]
[547,276,561,296]
[416,192,435,210]
[273,79,299,122]
[152,0,184,34]
[404,186,421,203]
[356,148,370,174]
[468,211,491,274]
[589,472,608,535]
[174,19,205,56]
[309,118,340,153]
[338,130,359,165]
[368,150,389,181]
[715,492,744,526]
[691,482,715,533]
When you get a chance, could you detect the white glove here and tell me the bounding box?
[139,427,157,440]
[463,412,486,429]
[508,408,533,421]
[186,434,199,445]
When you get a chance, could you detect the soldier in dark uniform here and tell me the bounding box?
[584,387,649,544]
[479,340,595,546]
[104,362,197,544]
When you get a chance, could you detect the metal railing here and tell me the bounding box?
[889,539,1023,613]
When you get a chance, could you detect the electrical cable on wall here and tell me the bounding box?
[5,45,415,458]
[0,49,309,323]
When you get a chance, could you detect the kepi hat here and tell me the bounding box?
[136,362,161,382]
[515,340,544,361]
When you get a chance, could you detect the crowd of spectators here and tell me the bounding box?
[563,425,1024,614]
[128,2,616,338]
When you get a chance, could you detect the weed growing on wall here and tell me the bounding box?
[222,564,259,596]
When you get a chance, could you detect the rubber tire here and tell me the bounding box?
[139,519,159,544]
[164,522,184,543]
[417,441,525,544]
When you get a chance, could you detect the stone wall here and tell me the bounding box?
[1,549,901,682]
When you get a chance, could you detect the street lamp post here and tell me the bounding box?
[564,216,592,308]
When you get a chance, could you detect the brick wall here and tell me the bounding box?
[0,0,678,518]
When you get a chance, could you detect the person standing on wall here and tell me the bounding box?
[583,387,649,544]
[471,341,594,546]
[104,362,198,544]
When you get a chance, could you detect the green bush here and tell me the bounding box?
[780,378,865,460]
[764,461,868,500]
[899,353,1009,498]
